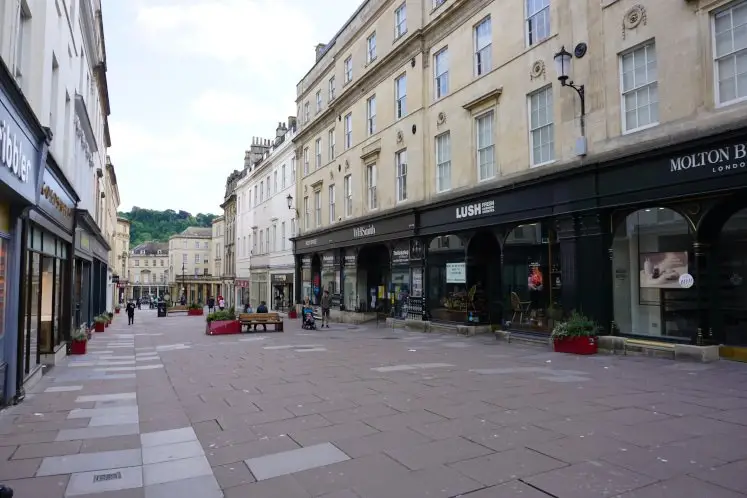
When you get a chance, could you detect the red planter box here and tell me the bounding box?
[288,310,297,319]
[206,320,241,335]
[115,309,120,314]
[554,336,598,355]
[188,308,204,316]
[94,322,105,333]
[70,340,87,355]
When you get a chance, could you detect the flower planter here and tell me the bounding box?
[288,310,297,319]
[105,321,110,328]
[70,340,87,355]
[206,320,241,336]
[115,308,120,314]
[94,322,106,333]
[188,308,204,316]
[553,336,598,355]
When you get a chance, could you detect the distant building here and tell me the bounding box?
[127,241,169,301]
[114,217,131,303]
[168,227,221,303]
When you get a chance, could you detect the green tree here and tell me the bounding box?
[118,207,218,245]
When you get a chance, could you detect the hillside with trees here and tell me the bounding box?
[118,207,218,246]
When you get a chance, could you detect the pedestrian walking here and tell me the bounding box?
[126,300,136,325]
[218,295,225,311]
[321,290,331,328]
[207,296,215,313]
[137,298,141,310]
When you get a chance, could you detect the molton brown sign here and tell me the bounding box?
[669,142,747,175]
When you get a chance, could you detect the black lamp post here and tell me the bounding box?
[553,44,587,137]
[181,262,186,302]
[287,193,299,217]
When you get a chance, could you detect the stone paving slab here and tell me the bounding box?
[2,310,747,497]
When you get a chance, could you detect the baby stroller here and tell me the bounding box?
[301,306,317,330]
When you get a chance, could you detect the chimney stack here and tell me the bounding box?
[315,43,326,62]
[288,116,297,131]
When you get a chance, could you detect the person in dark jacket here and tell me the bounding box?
[207,296,215,313]
[254,301,268,331]
[126,301,136,325]
[320,290,331,328]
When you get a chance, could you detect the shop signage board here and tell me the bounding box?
[454,200,496,220]
[322,252,338,268]
[343,254,357,267]
[0,93,42,204]
[294,214,416,253]
[669,143,747,176]
[271,273,293,284]
[446,262,466,283]
[392,244,409,266]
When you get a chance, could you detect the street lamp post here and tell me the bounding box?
[553,43,587,138]
[181,262,186,303]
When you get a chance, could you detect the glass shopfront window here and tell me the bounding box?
[612,208,694,340]
[427,235,467,322]
[0,237,7,342]
[23,251,41,377]
[302,266,312,303]
[718,207,747,346]
[321,266,339,304]
[503,222,561,332]
[343,263,358,311]
[391,267,410,319]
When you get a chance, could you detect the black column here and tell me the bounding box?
[576,213,612,332]
[294,255,302,305]
[692,240,711,345]
[556,215,578,317]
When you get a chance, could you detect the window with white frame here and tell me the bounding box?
[344,56,353,83]
[253,229,257,252]
[474,17,492,76]
[435,132,451,192]
[260,181,264,202]
[526,0,550,46]
[476,111,495,180]
[328,129,335,160]
[291,218,296,237]
[529,86,554,166]
[434,48,449,99]
[182,254,187,263]
[303,147,309,175]
[396,149,407,202]
[253,185,258,205]
[395,74,407,119]
[291,157,296,183]
[281,164,286,189]
[367,33,377,63]
[315,138,322,169]
[328,185,336,223]
[434,0,446,7]
[304,101,310,123]
[182,240,187,249]
[714,2,747,105]
[329,76,336,101]
[265,228,270,253]
[366,163,378,209]
[621,42,658,132]
[281,222,286,250]
[314,190,322,227]
[194,253,200,263]
[272,224,277,252]
[316,90,322,113]
[366,95,376,135]
[395,3,407,38]
[303,196,309,230]
[344,174,352,217]
[344,113,352,149]
[266,175,270,196]
[273,170,278,193]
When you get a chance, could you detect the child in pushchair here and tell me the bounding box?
[301,305,317,330]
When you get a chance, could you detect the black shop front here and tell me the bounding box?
[293,211,416,317]
[416,122,747,346]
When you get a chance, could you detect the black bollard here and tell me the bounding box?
[0,484,14,497]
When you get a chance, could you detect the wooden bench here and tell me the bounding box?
[239,312,284,332]
[168,305,188,314]
[623,338,676,359]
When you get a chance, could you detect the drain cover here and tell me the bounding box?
[93,472,122,482]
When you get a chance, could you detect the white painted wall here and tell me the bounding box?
[1,0,110,226]
[236,127,298,308]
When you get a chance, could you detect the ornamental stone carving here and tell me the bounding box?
[530,60,546,80]
[396,129,404,144]
[622,4,647,39]
[437,111,446,126]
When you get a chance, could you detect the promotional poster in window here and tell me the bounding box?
[639,252,689,289]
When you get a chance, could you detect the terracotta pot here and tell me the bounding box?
[553,336,598,355]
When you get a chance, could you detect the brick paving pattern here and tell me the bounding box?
[1,309,747,497]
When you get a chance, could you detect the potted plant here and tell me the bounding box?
[187,302,204,316]
[94,315,107,332]
[551,311,598,355]
[71,325,88,355]
[115,305,121,314]
[107,312,114,325]
[206,310,240,335]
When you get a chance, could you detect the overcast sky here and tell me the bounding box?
[103,0,358,215]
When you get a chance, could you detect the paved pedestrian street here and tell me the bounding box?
[2,312,747,497]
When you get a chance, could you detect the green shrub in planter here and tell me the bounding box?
[94,315,108,324]
[72,325,89,342]
[551,311,598,339]
[206,310,236,322]
[188,302,201,310]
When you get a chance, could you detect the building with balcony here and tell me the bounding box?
[236,122,298,311]
[168,227,220,304]
[127,242,168,301]
[291,0,747,350]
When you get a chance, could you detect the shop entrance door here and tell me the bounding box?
[466,231,501,324]
[358,245,390,313]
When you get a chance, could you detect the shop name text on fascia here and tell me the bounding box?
[353,225,376,238]
[670,144,747,173]
[456,200,495,220]
[0,120,31,183]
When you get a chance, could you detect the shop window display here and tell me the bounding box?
[612,208,694,339]
[0,237,7,341]
[321,266,339,304]
[427,235,468,322]
[502,222,561,332]
[343,264,358,311]
[716,208,747,346]
[391,267,411,319]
